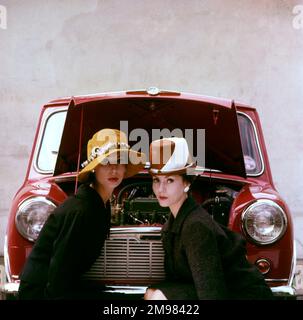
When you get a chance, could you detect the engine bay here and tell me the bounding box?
[57,177,243,227]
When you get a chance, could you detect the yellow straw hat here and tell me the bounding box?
[78,129,146,182]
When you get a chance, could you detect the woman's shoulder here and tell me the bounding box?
[182,206,210,229]
[186,205,213,224]
[183,205,226,236]
[184,206,246,248]
[53,195,87,218]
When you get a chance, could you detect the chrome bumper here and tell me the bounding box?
[0,282,148,299]
[1,282,297,299]
[95,285,298,298]
[0,282,19,299]
[271,285,296,298]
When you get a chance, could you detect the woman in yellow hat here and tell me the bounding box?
[144,137,273,300]
[18,129,145,299]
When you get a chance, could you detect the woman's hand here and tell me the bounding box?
[144,288,168,300]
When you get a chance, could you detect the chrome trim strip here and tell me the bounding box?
[237,111,265,177]
[33,106,68,174]
[266,279,289,282]
[271,285,296,296]
[103,285,148,294]
[110,227,162,234]
[3,235,11,284]
[289,240,297,287]
[74,90,131,98]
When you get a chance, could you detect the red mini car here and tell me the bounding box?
[1,88,296,299]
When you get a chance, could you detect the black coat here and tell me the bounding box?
[18,184,111,299]
[155,196,273,300]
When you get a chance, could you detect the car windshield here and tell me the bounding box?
[36,110,263,176]
[237,113,263,175]
[36,110,66,172]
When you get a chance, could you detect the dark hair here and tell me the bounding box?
[86,171,96,184]
[181,173,197,190]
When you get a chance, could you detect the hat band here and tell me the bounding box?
[81,142,130,168]
[149,162,195,175]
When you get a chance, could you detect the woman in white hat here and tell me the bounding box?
[144,137,273,300]
[18,129,145,300]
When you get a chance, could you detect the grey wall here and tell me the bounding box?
[0,0,302,256]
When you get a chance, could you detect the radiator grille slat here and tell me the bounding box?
[83,235,165,282]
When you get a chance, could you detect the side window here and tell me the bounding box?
[237,113,263,175]
[36,111,67,172]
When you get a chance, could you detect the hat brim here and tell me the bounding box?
[149,162,196,176]
[78,149,146,182]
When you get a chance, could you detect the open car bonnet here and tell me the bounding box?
[54,93,246,178]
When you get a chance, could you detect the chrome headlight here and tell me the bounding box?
[242,199,287,245]
[15,197,56,242]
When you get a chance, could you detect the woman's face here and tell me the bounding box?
[152,174,188,213]
[94,163,126,190]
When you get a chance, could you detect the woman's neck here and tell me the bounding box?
[92,183,113,205]
[170,194,188,218]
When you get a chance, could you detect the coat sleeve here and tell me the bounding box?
[46,208,105,297]
[182,219,228,299]
[19,212,59,285]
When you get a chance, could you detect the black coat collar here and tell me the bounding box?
[76,183,110,209]
[165,196,199,234]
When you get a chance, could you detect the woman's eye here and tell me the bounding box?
[152,178,159,183]
[167,178,174,184]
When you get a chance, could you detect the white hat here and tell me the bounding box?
[149,137,195,175]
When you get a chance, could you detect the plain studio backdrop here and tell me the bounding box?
[0,0,302,258]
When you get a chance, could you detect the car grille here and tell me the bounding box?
[83,228,165,284]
